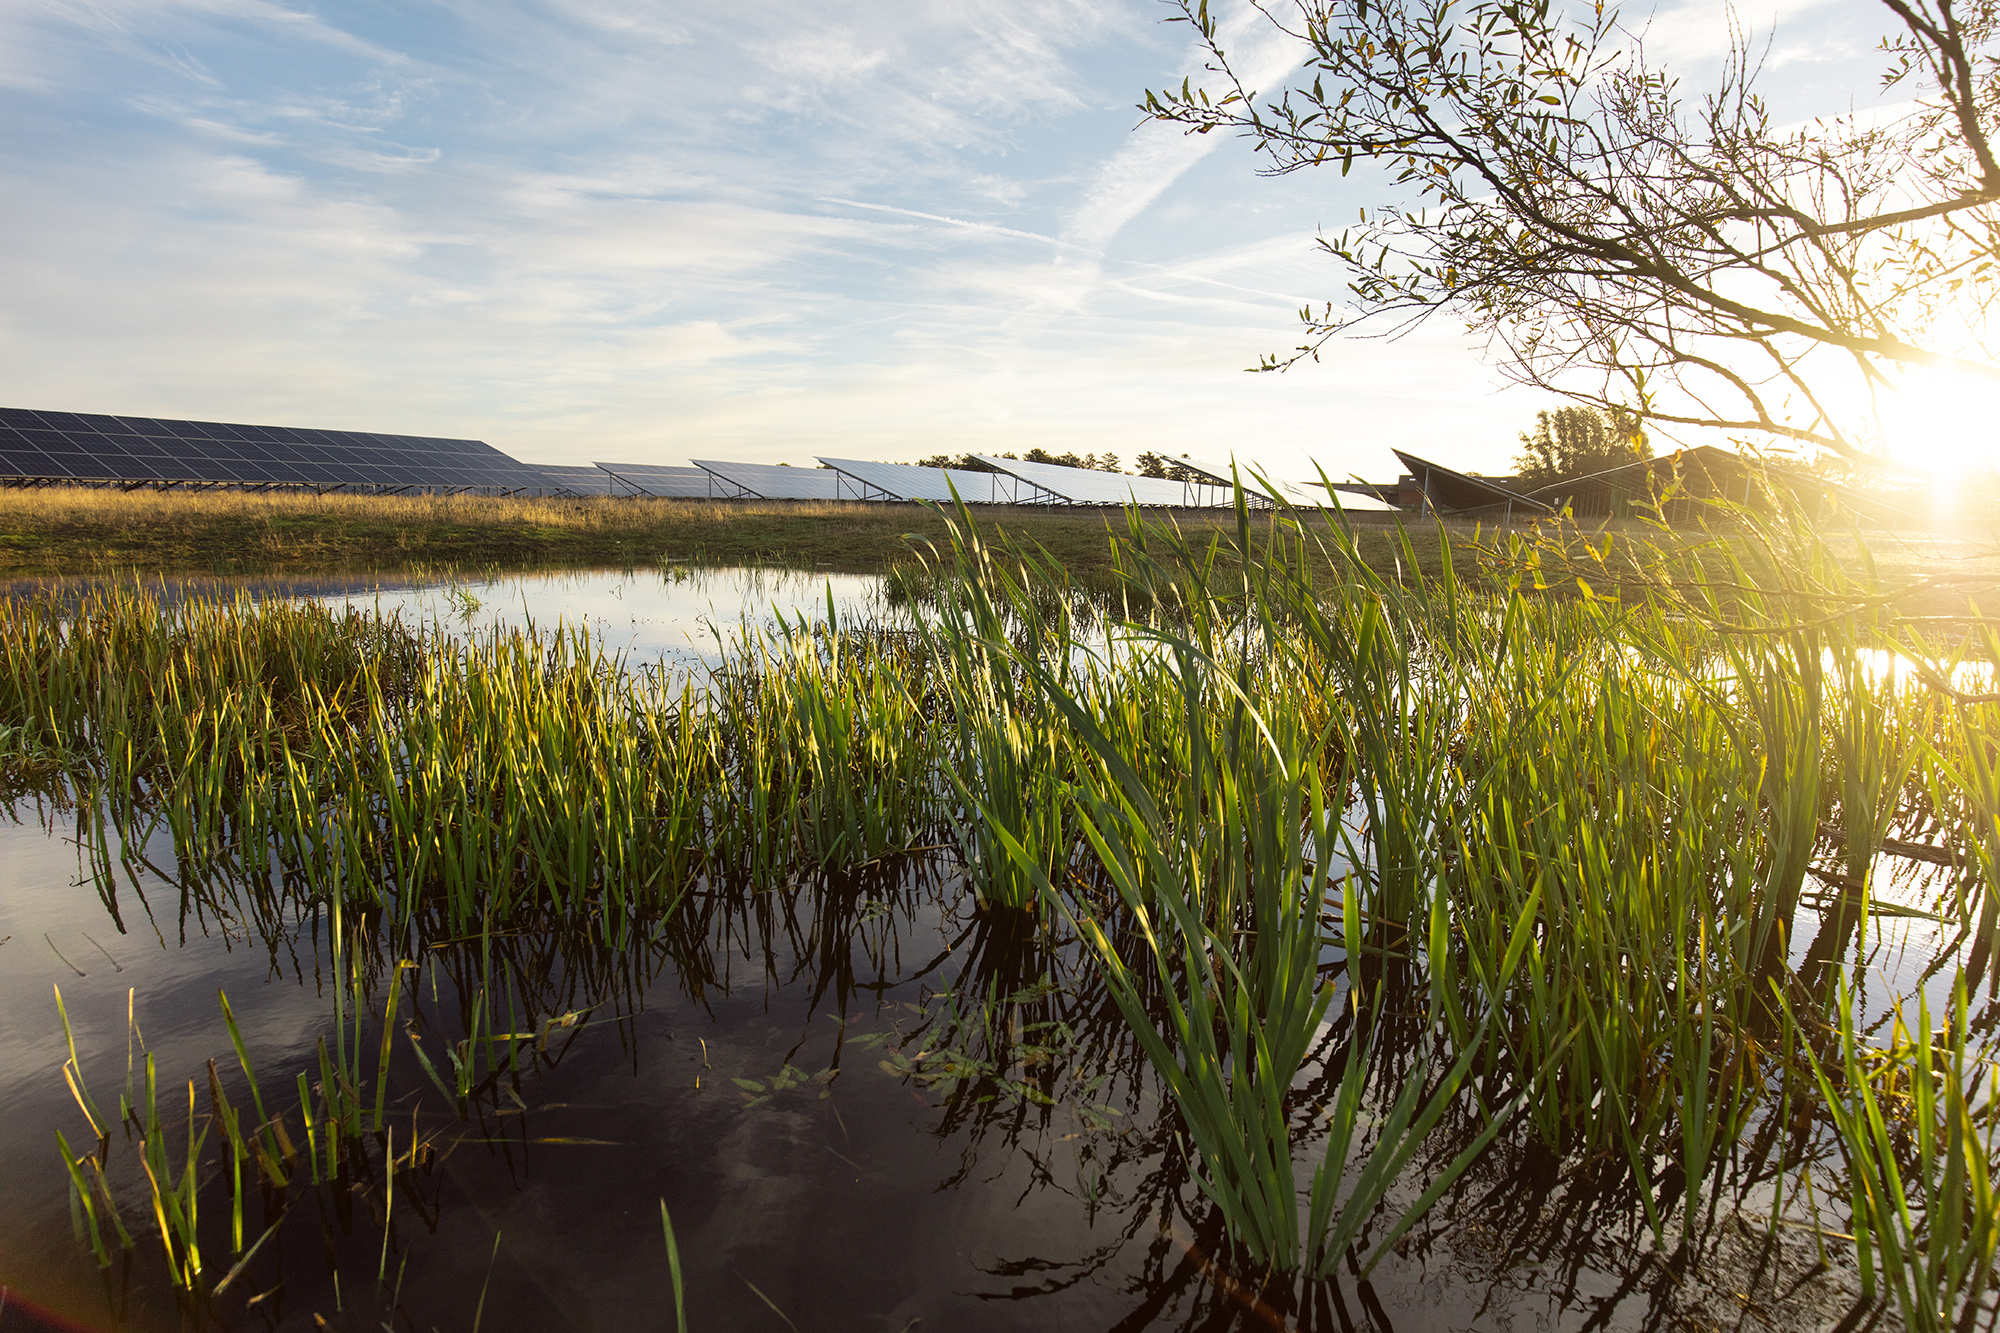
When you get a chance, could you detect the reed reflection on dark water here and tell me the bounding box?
[0,790,1837,1333]
[1,807,1919,1333]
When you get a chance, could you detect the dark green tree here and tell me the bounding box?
[1022,448,1124,473]
[1512,406,1652,491]
[1135,451,1204,482]
[915,453,1003,473]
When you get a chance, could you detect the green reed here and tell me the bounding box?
[1793,971,1999,1330]
[755,610,939,869]
[911,498,1509,1277]
[1043,486,1995,1295]
[690,615,935,880]
[912,517,1085,912]
[55,985,212,1288]
[1438,591,1766,1240]
[12,588,710,929]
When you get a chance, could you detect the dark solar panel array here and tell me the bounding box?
[536,464,621,496]
[0,408,553,493]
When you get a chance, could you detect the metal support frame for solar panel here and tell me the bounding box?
[970,455,1235,508]
[0,407,552,495]
[827,471,881,502]
[1156,457,1369,510]
[1392,448,1552,519]
[536,465,621,497]
[1330,481,1402,506]
[1158,458,1291,508]
[958,468,1057,505]
[1208,468,1396,511]
[815,457,1066,505]
[687,464,754,498]
[820,464,898,502]
[813,461,904,502]
[593,463,717,498]
[690,460,846,501]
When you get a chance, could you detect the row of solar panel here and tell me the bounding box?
[590,459,1021,502]
[0,446,529,482]
[805,458,1055,505]
[536,465,624,496]
[0,406,1370,507]
[0,407,557,492]
[592,464,721,498]
[0,407,499,451]
[3,433,490,468]
[582,457,1358,509]
[0,453,528,487]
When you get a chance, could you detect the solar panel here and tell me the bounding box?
[0,408,552,493]
[1392,449,1552,516]
[535,465,621,496]
[1161,457,1283,504]
[813,457,1062,504]
[971,456,1235,508]
[1156,457,1395,511]
[1275,478,1397,511]
[593,462,715,498]
[690,460,845,501]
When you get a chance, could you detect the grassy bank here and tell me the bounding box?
[0,487,1461,583]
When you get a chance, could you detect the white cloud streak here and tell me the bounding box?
[817,198,1087,251]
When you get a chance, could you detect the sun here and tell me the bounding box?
[1877,368,2000,483]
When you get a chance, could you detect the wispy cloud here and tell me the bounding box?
[1065,0,1301,250]
[1624,0,1866,67]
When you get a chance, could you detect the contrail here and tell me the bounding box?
[817,197,1100,254]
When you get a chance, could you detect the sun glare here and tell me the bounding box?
[1879,368,2000,482]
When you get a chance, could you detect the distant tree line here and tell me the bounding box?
[915,449,1124,474]
[1135,452,1209,483]
[1510,406,1651,492]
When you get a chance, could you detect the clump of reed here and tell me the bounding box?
[917,486,2000,1310]
[705,612,944,876]
[911,521,1091,912]
[52,901,402,1297]
[1789,970,1998,1331]
[912,499,1515,1284]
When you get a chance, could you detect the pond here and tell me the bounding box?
[0,560,1986,1332]
[1,565,893,673]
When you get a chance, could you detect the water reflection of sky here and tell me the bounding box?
[311,566,894,673]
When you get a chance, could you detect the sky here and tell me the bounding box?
[0,0,1909,481]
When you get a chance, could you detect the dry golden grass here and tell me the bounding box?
[8,485,1982,617]
[0,487,1424,579]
